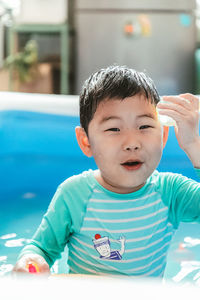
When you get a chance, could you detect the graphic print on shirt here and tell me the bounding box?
[93,234,125,260]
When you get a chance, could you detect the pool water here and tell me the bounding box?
[0,191,47,274]
[165,223,200,284]
[1,106,200,284]
[1,190,200,283]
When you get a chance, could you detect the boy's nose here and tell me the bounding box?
[122,133,141,152]
[124,145,140,151]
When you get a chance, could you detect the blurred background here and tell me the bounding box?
[0,0,200,96]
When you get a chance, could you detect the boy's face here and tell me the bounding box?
[86,94,164,194]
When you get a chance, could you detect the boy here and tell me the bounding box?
[13,66,200,277]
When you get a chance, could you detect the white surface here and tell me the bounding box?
[16,0,68,24]
[0,92,79,116]
[1,276,200,300]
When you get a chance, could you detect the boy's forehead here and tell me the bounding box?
[91,96,158,126]
[96,95,156,113]
[99,94,155,106]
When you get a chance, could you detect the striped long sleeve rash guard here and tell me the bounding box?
[19,169,200,277]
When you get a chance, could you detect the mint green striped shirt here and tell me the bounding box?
[20,169,200,277]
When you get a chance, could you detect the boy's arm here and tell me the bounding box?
[13,173,90,274]
[13,186,73,274]
[160,171,200,228]
[157,93,200,168]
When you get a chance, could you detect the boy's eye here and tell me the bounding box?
[139,125,153,130]
[106,128,120,132]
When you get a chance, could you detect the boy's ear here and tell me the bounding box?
[163,126,169,149]
[75,126,93,157]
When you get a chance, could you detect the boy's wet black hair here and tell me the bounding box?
[80,65,160,135]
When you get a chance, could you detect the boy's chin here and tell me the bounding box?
[110,182,146,194]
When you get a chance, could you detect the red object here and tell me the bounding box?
[95,234,101,240]
[28,263,37,273]
[124,24,134,34]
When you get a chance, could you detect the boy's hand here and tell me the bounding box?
[157,93,200,168]
[12,253,50,276]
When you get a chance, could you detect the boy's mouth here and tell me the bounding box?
[121,160,143,171]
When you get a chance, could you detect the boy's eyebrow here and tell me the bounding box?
[99,116,121,124]
[137,113,156,120]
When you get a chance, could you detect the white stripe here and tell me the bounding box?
[125,232,172,253]
[69,266,79,274]
[90,192,157,203]
[69,255,116,276]
[93,189,102,193]
[138,262,164,277]
[126,224,173,243]
[84,207,168,223]
[70,249,120,273]
[68,256,99,275]
[70,249,110,270]
[158,269,165,278]
[87,198,162,213]
[81,216,168,233]
[127,252,166,273]
[71,236,94,249]
[70,242,107,264]
[145,259,166,277]
[118,240,170,263]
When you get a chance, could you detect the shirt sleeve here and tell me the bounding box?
[160,170,200,229]
[18,186,73,266]
[18,173,92,267]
